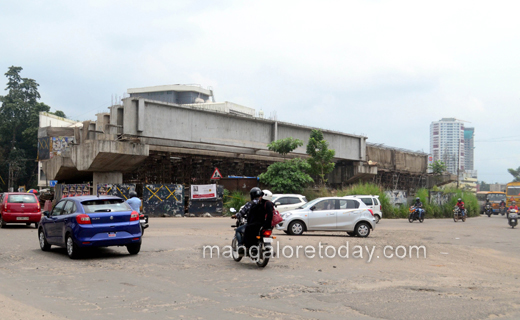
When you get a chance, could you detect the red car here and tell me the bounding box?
[0,193,42,228]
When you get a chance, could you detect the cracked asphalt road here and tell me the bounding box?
[0,215,519,320]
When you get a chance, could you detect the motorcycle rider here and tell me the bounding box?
[509,201,518,211]
[232,188,259,246]
[413,197,424,219]
[243,188,274,250]
[456,198,465,217]
[126,191,141,213]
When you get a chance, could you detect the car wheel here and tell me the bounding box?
[355,222,371,238]
[0,215,6,228]
[374,215,380,224]
[347,231,356,237]
[66,234,81,259]
[34,223,39,229]
[127,243,141,255]
[288,221,304,236]
[39,229,51,251]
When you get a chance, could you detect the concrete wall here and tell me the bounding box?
[367,146,427,173]
[120,98,366,162]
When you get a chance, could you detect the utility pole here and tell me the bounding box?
[457,144,460,189]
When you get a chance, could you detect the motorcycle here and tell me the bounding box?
[140,213,149,235]
[453,206,466,222]
[408,206,424,223]
[484,204,493,217]
[230,208,273,268]
[500,205,507,216]
[508,209,518,228]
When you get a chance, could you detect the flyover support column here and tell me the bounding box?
[93,172,123,195]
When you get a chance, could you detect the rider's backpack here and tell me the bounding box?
[265,201,283,227]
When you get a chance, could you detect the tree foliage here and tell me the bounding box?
[479,181,490,191]
[267,137,303,158]
[429,160,447,175]
[0,66,56,191]
[306,129,335,185]
[507,167,520,182]
[259,158,314,194]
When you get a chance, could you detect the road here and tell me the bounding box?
[0,214,519,320]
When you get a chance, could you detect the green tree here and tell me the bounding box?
[429,160,447,175]
[0,66,50,190]
[51,110,67,118]
[507,167,520,182]
[267,137,303,159]
[259,158,314,194]
[479,181,490,192]
[306,129,335,185]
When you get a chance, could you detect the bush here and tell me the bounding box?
[223,190,248,216]
[301,183,480,219]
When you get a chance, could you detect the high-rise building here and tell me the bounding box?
[430,118,465,175]
[464,127,475,171]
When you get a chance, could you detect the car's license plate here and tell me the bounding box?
[16,217,29,221]
[263,238,273,243]
[108,233,116,237]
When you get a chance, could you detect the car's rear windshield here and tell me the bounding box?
[8,194,37,203]
[81,199,132,213]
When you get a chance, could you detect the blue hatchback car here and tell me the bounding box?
[38,196,142,259]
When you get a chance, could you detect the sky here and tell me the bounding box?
[1,0,519,183]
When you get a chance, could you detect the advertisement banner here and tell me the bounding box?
[191,184,217,199]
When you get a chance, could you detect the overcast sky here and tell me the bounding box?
[1,0,519,183]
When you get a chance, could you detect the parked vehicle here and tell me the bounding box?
[508,209,518,228]
[345,195,382,223]
[453,206,466,222]
[272,194,307,213]
[38,196,142,259]
[275,197,376,237]
[484,203,493,217]
[0,193,41,228]
[408,206,424,223]
[230,208,273,268]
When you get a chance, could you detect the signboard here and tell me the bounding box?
[61,184,90,198]
[191,184,217,199]
[49,180,57,187]
[210,168,222,180]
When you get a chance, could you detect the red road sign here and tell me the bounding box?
[211,168,222,180]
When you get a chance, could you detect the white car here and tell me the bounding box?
[272,194,307,213]
[275,197,376,237]
[344,195,382,223]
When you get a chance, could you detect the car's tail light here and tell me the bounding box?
[380,205,382,211]
[37,200,41,210]
[368,209,374,216]
[130,211,139,221]
[76,214,91,224]
[262,230,272,237]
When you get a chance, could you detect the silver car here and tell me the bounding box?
[275,197,376,237]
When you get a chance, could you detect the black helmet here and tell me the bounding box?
[249,187,263,200]
[416,197,420,201]
[129,191,138,198]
